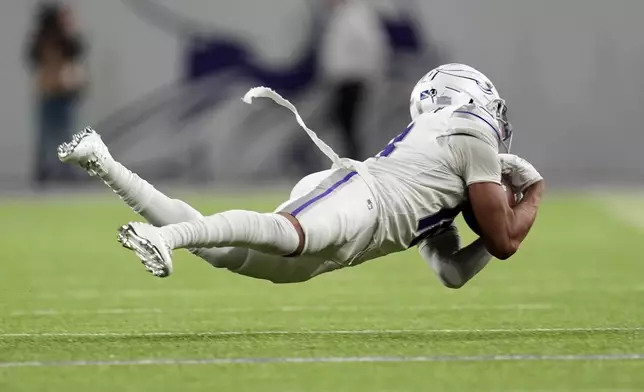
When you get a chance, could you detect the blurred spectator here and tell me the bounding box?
[25,2,87,186]
[320,0,389,160]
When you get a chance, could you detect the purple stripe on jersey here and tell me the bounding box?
[409,206,462,247]
[291,171,358,216]
[453,110,501,141]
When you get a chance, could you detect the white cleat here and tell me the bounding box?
[117,222,174,278]
[57,127,111,176]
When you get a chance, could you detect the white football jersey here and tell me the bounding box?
[241,87,504,265]
[356,103,504,262]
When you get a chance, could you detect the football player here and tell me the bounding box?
[58,63,544,288]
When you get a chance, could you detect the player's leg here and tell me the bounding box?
[116,168,378,277]
[276,169,377,262]
[222,250,343,284]
[178,169,346,283]
[59,128,343,281]
[57,127,205,225]
[57,127,249,272]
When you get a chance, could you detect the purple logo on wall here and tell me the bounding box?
[123,0,423,95]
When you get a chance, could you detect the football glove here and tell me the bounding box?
[499,153,543,193]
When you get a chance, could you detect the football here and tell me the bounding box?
[462,178,517,236]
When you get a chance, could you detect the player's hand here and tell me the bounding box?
[499,154,543,193]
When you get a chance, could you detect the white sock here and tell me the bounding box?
[158,210,300,256]
[96,157,302,270]
[100,158,202,225]
[97,157,249,270]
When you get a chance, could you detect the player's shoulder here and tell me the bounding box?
[413,104,498,132]
[449,103,498,131]
[445,103,501,148]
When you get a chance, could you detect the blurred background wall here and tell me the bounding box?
[2,0,644,190]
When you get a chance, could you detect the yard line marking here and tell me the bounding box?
[253,304,553,312]
[33,285,644,300]
[8,304,553,317]
[2,326,643,338]
[1,353,644,368]
[10,308,163,316]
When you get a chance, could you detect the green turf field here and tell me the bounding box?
[1,192,644,391]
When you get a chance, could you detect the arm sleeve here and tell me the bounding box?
[418,226,492,289]
[450,135,502,186]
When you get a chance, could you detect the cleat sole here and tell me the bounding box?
[117,224,170,278]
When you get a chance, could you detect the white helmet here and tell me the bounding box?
[409,63,512,152]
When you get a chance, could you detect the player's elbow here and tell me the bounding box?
[492,248,514,260]
[434,263,466,289]
[485,237,519,260]
[441,278,465,289]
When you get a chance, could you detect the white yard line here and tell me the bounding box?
[1,326,642,338]
[7,304,553,317]
[265,304,554,312]
[1,353,643,368]
[37,284,643,300]
[10,308,163,316]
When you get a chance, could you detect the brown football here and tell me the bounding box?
[462,178,516,236]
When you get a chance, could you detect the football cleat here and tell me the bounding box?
[57,127,111,176]
[117,222,174,278]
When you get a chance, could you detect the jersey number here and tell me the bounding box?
[409,207,462,247]
[379,107,447,157]
[377,123,414,158]
[377,122,459,246]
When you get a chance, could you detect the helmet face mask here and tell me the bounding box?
[487,98,512,153]
[410,63,512,152]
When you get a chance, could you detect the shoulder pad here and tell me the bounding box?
[447,104,501,145]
